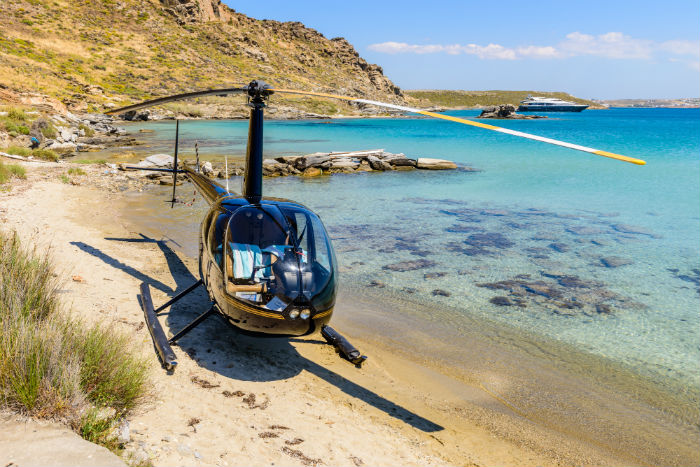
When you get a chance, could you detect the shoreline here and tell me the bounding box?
[3,162,698,465]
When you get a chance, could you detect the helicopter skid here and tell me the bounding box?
[321,325,368,367]
[139,283,178,370]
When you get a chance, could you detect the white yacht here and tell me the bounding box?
[518,96,588,112]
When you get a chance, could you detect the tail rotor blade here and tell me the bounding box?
[270,88,646,166]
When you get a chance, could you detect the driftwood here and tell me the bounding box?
[0,152,54,163]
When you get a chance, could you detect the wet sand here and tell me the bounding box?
[1,163,698,466]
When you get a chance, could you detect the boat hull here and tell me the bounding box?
[518,105,588,112]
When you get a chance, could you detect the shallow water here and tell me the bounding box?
[118,108,700,399]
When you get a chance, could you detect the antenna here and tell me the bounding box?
[171,119,179,208]
[195,141,200,173]
[225,154,230,192]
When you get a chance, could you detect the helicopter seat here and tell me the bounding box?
[228,242,271,281]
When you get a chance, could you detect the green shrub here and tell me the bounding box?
[67,167,86,176]
[32,149,59,161]
[0,231,148,441]
[41,124,57,139]
[71,158,106,164]
[78,407,120,451]
[0,161,26,184]
[78,124,95,137]
[0,161,27,184]
[72,325,148,412]
[2,146,32,157]
[6,107,28,121]
[59,174,69,183]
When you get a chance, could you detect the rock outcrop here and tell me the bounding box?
[478,104,547,119]
[123,149,462,184]
[159,0,232,24]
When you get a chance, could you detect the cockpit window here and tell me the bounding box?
[223,204,337,312]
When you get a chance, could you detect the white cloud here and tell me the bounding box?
[368,33,700,62]
[367,41,517,59]
[559,32,653,59]
[658,40,700,57]
[516,45,560,58]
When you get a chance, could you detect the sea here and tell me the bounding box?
[114,108,700,425]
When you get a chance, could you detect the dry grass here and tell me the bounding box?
[0,147,59,161]
[0,231,149,449]
[0,161,27,184]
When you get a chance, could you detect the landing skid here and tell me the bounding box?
[139,281,367,370]
[321,325,368,367]
[139,280,215,370]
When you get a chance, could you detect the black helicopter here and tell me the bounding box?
[107,80,645,371]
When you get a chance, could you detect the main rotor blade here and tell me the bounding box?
[271,88,646,165]
[105,87,248,115]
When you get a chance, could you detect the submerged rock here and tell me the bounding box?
[432,289,451,297]
[566,225,605,236]
[548,242,569,253]
[490,296,513,306]
[424,272,447,279]
[611,223,659,238]
[464,232,515,249]
[382,259,436,272]
[600,256,633,268]
[477,272,641,316]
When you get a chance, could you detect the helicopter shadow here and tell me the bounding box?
[71,235,443,433]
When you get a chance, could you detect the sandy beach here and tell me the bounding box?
[1,161,697,466]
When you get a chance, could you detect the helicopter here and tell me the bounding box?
[107,80,645,372]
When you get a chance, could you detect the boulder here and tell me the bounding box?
[48,141,77,153]
[60,128,75,142]
[356,160,373,172]
[331,159,360,169]
[377,152,408,162]
[416,158,457,170]
[478,104,547,119]
[295,153,331,170]
[201,161,215,177]
[145,153,174,167]
[275,155,302,164]
[121,109,150,121]
[301,167,322,177]
[390,158,417,167]
[367,155,392,171]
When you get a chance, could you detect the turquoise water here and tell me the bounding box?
[123,108,700,391]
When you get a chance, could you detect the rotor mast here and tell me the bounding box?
[243,80,272,203]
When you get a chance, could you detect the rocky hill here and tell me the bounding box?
[0,0,403,117]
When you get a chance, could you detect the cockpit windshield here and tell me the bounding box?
[223,204,337,313]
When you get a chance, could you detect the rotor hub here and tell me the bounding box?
[246,80,273,105]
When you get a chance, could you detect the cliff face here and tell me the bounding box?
[159,0,232,24]
[0,0,403,115]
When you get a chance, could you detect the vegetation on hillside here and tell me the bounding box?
[0,0,402,116]
[405,90,603,109]
[0,231,149,452]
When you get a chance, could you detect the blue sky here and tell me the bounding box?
[226,0,699,99]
